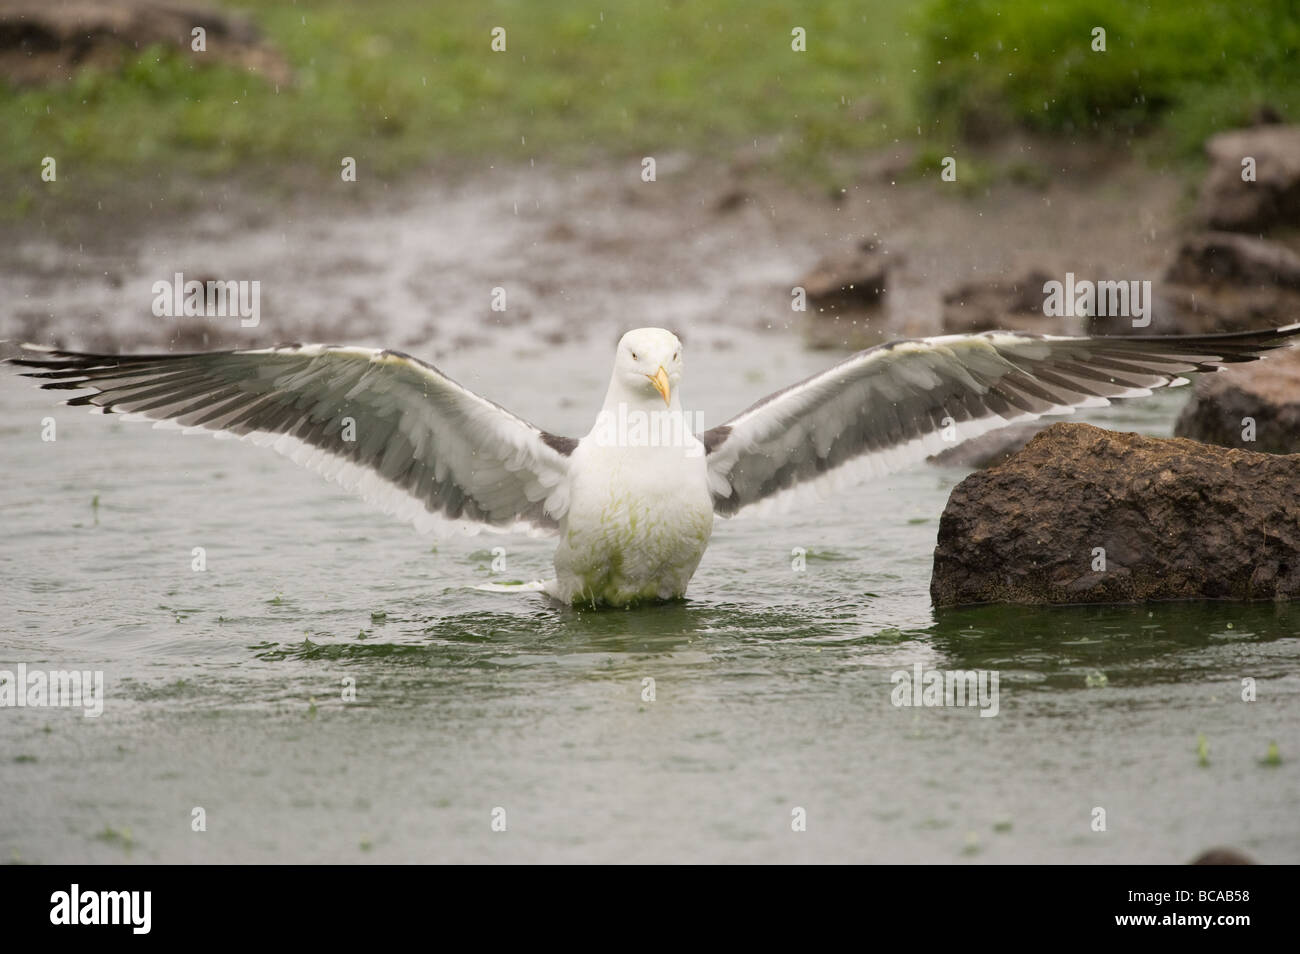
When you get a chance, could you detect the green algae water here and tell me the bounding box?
[2,338,1297,863]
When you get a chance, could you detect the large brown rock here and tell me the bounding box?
[1174,346,1300,454]
[0,0,291,86]
[931,422,1300,607]
[1197,126,1300,233]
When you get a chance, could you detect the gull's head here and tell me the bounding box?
[613,327,682,406]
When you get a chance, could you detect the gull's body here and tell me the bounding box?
[554,429,713,605]
[551,330,713,603]
[12,324,1300,607]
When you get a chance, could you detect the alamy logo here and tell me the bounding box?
[590,404,705,456]
[1042,272,1152,328]
[0,664,104,718]
[151,272,260,327]
[50,884,151,934]
[891,663,1000,717]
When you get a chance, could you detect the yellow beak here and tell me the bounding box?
[648,366,671,406]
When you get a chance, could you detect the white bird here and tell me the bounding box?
[12,324,1299,606]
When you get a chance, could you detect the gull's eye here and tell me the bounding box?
[631,351,638,360]
[673,352,679,361]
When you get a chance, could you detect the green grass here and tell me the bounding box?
[0,0,920,208]
[2,0,1294,218]
[917,0,1298,152]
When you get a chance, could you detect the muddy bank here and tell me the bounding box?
[2,142,1184,358]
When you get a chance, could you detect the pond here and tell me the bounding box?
[1,335,1296,862]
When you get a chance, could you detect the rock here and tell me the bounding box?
[927,422,1049,469]
[1198,125,1300,232]
[941,270,1054,335]
[1082,286,1189,336]
[799,240,891,313]
[1252,104,1285,126]
[798,240,893,351]
[1156,232,1300,334]
[0,0,292,86]
[714,188,751,213]
[1165,232,1300,288]
[1190,847,1256,865]
[930,422,1300,607]
[1174,346,1300,454]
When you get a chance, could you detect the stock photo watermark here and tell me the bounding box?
[589,404,705,455]
[151,272,260,328]
[0,664,104,718]
[49,885,150,934]
[1042,273,1153,328]
[891,663,1000,717]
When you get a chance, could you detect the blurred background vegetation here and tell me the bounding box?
[921,0,1298,150]
[1,0,1295,212]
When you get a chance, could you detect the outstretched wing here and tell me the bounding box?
[11,344,576,535]
[702,325,1300,517]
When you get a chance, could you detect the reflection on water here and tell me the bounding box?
[246,593,1298,695]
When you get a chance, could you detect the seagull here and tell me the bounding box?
[11,324,1299,606]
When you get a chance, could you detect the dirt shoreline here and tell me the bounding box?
[1,141,1189,357]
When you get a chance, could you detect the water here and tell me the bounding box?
[2,339,1297,863]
